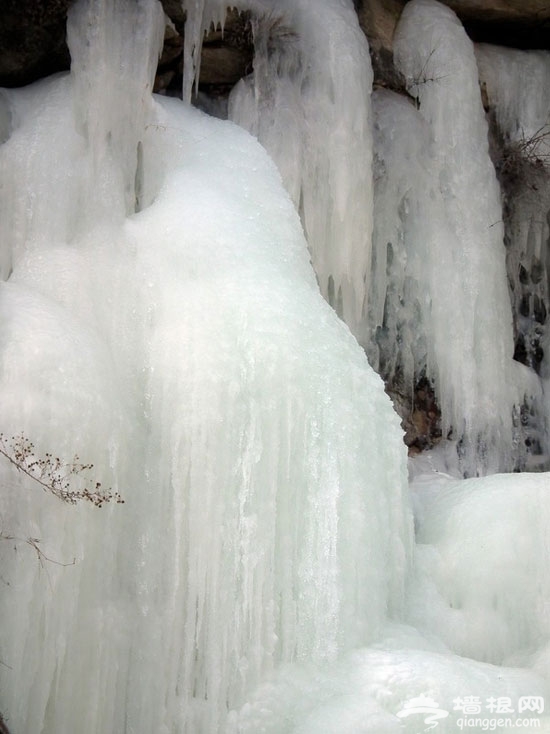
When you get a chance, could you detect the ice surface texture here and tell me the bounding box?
[0,0,549,732]
[0,0,410,731]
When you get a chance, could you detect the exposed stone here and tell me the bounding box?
[158,21,184,69]
[153,69,177,95]
[195,11,253,89]
[0,0,75,88]
[355,0,550,93]
[160,0,186,34]
[387,377,442,454]
[1,1,549,91]
[200,43,252,86]
[154,7,253,98]
[354,0,407,90]
[438,0,550,50]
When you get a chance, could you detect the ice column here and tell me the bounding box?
[476,44,550,462]
[67,0,165,222]
[224,0,373,334]
[0,0,165,281]
[387,0,529,474]
[368,89,450,421]
[181,0,228,103]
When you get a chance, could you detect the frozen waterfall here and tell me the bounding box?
[368,0,541,476]
[0,0,549,732]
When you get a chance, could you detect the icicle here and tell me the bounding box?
[181,0,230,103]
[67,0,165,223]
[476,44,550,465]
[384,0,536,475]
[0,0,164,281]
[228,0,374,336]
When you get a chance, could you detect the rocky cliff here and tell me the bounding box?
[1,1,549,90]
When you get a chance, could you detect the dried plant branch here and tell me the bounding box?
[0,532,75,569]
[0,437,121,726]
[0,433,124,508]
[497,124,550,189]
[408,46,450,101]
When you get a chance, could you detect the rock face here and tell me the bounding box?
[0,1,253,92]
[355,0,550,88]
[0,0,74,87]
[356,0,550,49]
[440,0,550,49]
[1,1,549,90]
[387,379,442,454]
[354,0,407,89]
[154,8,253,97]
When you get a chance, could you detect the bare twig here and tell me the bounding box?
[0,433,124,508]
[408,45,450,104]
[497,124,550,187]
[0,531,76,591]
[0,532,76,567]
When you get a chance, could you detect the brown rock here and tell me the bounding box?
[439,0,550,49]
[158,22,183,69]
[160,0,186,34]
[438,0,550,26]
[199,44,252,86]
[0,0,75,87]
[154,7,253,98]
[1,0,549,91]
[356,0,404,52]
[198,10,253,88]
[356,0,550,92]
[387,377,442,454]
[355,0,407,90]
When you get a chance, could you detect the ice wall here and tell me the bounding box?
[2,0,550,732]
[476,44,550,461]
[180,0,374,335]
[475,46,550,149]
[0,0,411,731]
[229,462,550,734]
[0,0,165,280]
[368,0,536,475]
[368,88,452,427]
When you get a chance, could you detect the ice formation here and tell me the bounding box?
[476,44,550,462]
[408,472,550,666]
[366,0,540,476]
[0,0,550,732]
[226,0,373,334]
[0,0,410,731]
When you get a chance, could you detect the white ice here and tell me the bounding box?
[0,0,549,733]
[476,44,550,459]
[0,1,410,731]
[225,0,374,335]
[369,0,536,475]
